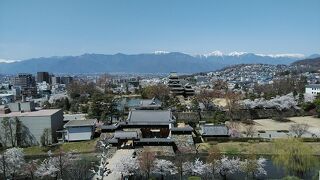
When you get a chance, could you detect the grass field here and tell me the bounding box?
[23,138,99,156]
[198,141,320,155]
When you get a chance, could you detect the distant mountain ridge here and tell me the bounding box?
[291,57,320,67]
[0,52,313,74]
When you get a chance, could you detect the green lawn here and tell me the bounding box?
[198,141,320,155]
[23,138,99,156]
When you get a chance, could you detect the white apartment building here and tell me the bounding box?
[305,84,320,96]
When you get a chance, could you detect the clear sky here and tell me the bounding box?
[0,0,319,60]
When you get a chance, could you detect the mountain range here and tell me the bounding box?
[0,52,319,74]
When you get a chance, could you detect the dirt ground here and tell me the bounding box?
[237,116,320,138]
[237,116,320,131]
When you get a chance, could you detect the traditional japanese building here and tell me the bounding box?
[167,72,195,97]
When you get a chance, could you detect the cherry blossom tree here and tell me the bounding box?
[90,141,111,180]
[183,158,209,177]
[152,159,177,180]
[215,156,241,180]
[115,156,139,179]
[241,93,298,110]
[36,150,77,179]
[0,147,25,179]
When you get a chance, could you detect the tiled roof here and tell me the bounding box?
[114,131,139,139]
[200,125,229,136]
[64,119,96,127]
[128,110,174,125]
[170,125,193,132]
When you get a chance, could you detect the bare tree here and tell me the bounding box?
[40,128,51,146]
[206,146,222,179]
[174,147,191,180]
[22,160,38,180]
[141,84,170,102]
[290,123,310,137]
[139,149,156,179]
[244,124,256,137]
[226,121,241,137]
[196,89,216,110]
[225,91,242,120]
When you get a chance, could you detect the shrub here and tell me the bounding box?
[258,130,266,133]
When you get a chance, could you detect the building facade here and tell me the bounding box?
[0,103,63,147]
[12,73,37,97]
[305,84,320,96]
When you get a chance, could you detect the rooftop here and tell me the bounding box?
[306,84,320,88]
[0,109,61,118]
[114,130,139,139]
[64,119,96,127]
[200,125,229,136]
[63,113,87,121]
[128,110,174,125]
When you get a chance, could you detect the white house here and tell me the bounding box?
[63,119,96,141]
[305,84,320,96]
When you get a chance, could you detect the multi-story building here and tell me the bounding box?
[305,84,320,96]
[60,76,73,85]
[12,73,37,97]
[51,76,61,84]
[37,72,50,84]
[0,102,63,147]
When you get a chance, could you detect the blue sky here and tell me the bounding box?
[0,0,319,60]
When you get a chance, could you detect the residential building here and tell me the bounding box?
[62,119,96,141]
[305,84,320,96]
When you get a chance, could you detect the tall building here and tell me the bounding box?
[60,76,73,85]
[12,73,37,97]
[51,76,61,84]
[37,72,50,83]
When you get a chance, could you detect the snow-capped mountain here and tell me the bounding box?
[198,51,305,59]
[0,51,311,74]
